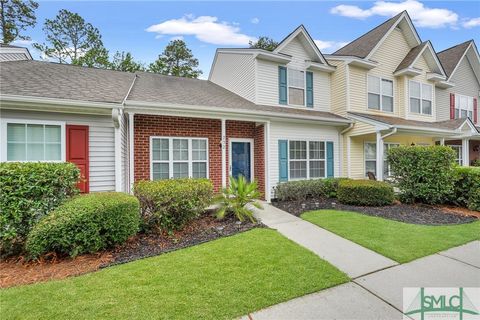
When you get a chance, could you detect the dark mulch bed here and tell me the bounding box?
[273,197,478,225]
[0,214,261,288]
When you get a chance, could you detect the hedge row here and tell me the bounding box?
[451,167,480,211]
[337,180,395,206]
[0,162,80,255]
[275,178,348,201]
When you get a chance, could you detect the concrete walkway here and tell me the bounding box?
[252,203,397,278]
[245,205,480,319]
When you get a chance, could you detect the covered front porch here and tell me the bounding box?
[346,113,480,181]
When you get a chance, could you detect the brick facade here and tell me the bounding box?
[133,115,265,197]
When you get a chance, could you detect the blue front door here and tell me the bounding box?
[231,141,251,181]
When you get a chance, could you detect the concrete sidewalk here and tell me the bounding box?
[252,203,397,278]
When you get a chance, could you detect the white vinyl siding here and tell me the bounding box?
[0,109,116,192]
[209,52,256,102]
[269,121,340,198]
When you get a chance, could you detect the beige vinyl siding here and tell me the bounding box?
[0,109,116,192]
[209,52,256,102]
[343,122,375,179]
[256,59,279,106]
[407,54,437,122]
[269,121,341,198]
[436,56,480,121]
[278,37,311,70]
[328,60,347,116]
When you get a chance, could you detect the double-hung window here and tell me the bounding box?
[151,137,208,180]
[455,95,474,120]
[368,76,393,112]
[2,121,64,162]
[409,81,432,115]
[365,142,399,177]
[289,140,326,180]
[288,69,305,106]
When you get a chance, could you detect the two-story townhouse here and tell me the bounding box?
[436,40,480,165]
[325,11,479,181]
[209,26,351,197]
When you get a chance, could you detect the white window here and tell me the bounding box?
[365,142,399,178]
[1,120,65,162]
[288,69,305,106]
[409,81,432,115]
[289,140,326,180]
[450,145,463,165]
[151,137,208,180]
[368,76,393,112]
[455,95,474,120]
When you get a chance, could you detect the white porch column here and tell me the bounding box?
[264,121,271,202]
[439,138,445,146]
[376,131,384,181]
[113,108,122,192]
[462,138,470,166]
[221,119,227,188]
[128,112,135,193]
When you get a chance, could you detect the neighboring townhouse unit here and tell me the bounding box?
[324,11,479,180]
[210,26,348,197]
[436,40,480,165]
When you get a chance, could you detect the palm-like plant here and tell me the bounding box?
[216,175,263,222]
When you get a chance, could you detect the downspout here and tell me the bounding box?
[381,127,397,139]
[121,75,138,193]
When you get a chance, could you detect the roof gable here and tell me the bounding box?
[333,11,421,60]
[273,25,328,65]
[395,41,446,76]
[438,40,480,83]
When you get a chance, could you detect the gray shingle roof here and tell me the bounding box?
[395,41,428,72]
[349,112,477,132]
[333,11,404,58]
[0,60,136,103]
[437,40,472,78]
[0,60,350,122]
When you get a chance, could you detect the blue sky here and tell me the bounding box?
[14,1,480,78]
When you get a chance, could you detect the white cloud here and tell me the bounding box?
[146,15,256,45]
[330,0,459,28]
[170,35,184,41]
[251,17,260,24]
[11,39,33,46]
[463,17,480,28]
[314,40,349,53]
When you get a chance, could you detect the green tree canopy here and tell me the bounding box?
[148,39,202,78]
[110,51,144,72]
[0,0,38,44]
[33,9,108,68]
[249,36,278,51]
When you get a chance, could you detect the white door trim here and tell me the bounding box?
[229,138,254,181]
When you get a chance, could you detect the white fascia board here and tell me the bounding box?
[325,55,378,69]
[254,51,292,64]
[306,61,336,73]
[436,80,455,89]
[346,113,391,130]
[0,94,122,113]
[394,67,423,77]
[426,72,447,82]
[124,100,352,126]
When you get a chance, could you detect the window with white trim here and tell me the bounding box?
[450,145,463,165]
[288,69,305,106]
[455,95,474,120]
[409,81,432,115]
[4,122,63,161]
[289,140,326,180]
[368,76,393,112]
[365,142,399,177]
[151,137,208,180]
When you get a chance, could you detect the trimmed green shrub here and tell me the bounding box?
[133,179,214,232]
[26,193,140,258]
[451,167,480,211]
[387,146,456,204]
[275,178,349,201]
[337,180,395,206]
[0,162,80,255]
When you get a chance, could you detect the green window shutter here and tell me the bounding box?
[326,141,334,178]
[306,71,313,108]
[279,66,287,105]
[279,140,288,182]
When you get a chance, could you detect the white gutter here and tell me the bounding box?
[124,100,352,125]
[0,94,122,109]
[381,127,397,139]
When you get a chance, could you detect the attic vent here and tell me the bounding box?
[395,25,402,31]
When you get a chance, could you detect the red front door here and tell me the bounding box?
[66,125,89,193]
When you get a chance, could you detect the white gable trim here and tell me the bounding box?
[273,25,328,65]
[448,42,480,84]
[409,42,446,77]
[366,12,421,60]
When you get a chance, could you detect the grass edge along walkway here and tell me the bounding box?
[0,228,349,320]
[302,210,480,264]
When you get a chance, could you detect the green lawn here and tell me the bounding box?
[0,228,348,320]
[302,210,480,263]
